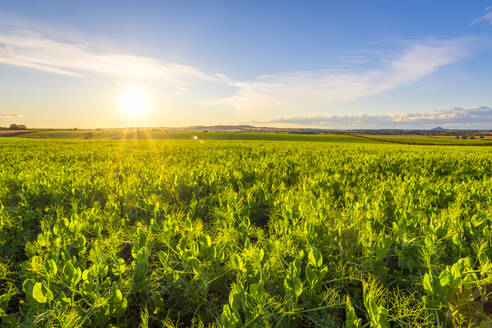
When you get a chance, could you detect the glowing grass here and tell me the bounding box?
[13,130,376,142]
[0,138,490,327]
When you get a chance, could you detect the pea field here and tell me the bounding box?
[0,137,490,327]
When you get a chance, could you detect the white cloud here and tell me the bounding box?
[471,9,492,25]
[260,106,492,129]
[210,39,469,114]
[0,21,482,126]
[0,29,223,88]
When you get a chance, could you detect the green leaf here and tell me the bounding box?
[228,285,244,320]
[231,254,244,272]
[111,258,127,276]
[0,293,11,314]
[451,233,461,246]
[188,258,201,276]
[22,279,35,295]
[376,306,390,328]
[249,283,262,295]
[451,260,464,279]
[305,266,319,289]
[82,269,91,282]
[64,261,75,279]
[63,261,82,286]
[221,304,240,328]
[77,235,86,248]
[32,282,52,304]
[423,273,433,294]
[284,277,303,299]
[308,247,323,268]
[113,289,123,303]
[345,296,361,328]
[44,259,58,276]
[61,296,71,304]
[203,235,212,248]
[439,270,453,287]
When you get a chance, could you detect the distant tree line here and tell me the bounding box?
[0,124,28,130]
[455,134,485,139]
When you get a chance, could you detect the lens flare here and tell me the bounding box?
[118,88,149,118]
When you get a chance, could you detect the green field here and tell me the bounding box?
[0,138,490,327]
[364,135,492,145]
[14,130,376,143]
[7,129,492,146]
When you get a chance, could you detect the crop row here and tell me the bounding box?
[0,139,490,327]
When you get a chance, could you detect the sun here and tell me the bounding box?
[118,87,149,118]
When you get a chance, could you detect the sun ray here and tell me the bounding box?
[118,87,149,119]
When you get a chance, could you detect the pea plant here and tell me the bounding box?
[0,138,490,327]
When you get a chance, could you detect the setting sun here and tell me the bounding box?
[118,88,149,118]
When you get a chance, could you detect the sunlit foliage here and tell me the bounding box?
[0,138,490,327]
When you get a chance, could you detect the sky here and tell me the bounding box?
[1,1,492,129]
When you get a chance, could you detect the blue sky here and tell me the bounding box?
[1,1,492,128]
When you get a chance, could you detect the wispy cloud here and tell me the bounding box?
[0,113,18,116]
[210,38,470,114]
[0,21,482,124]
[471,7,492,25]
[0,29,225,89]
[259,106,492,129]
